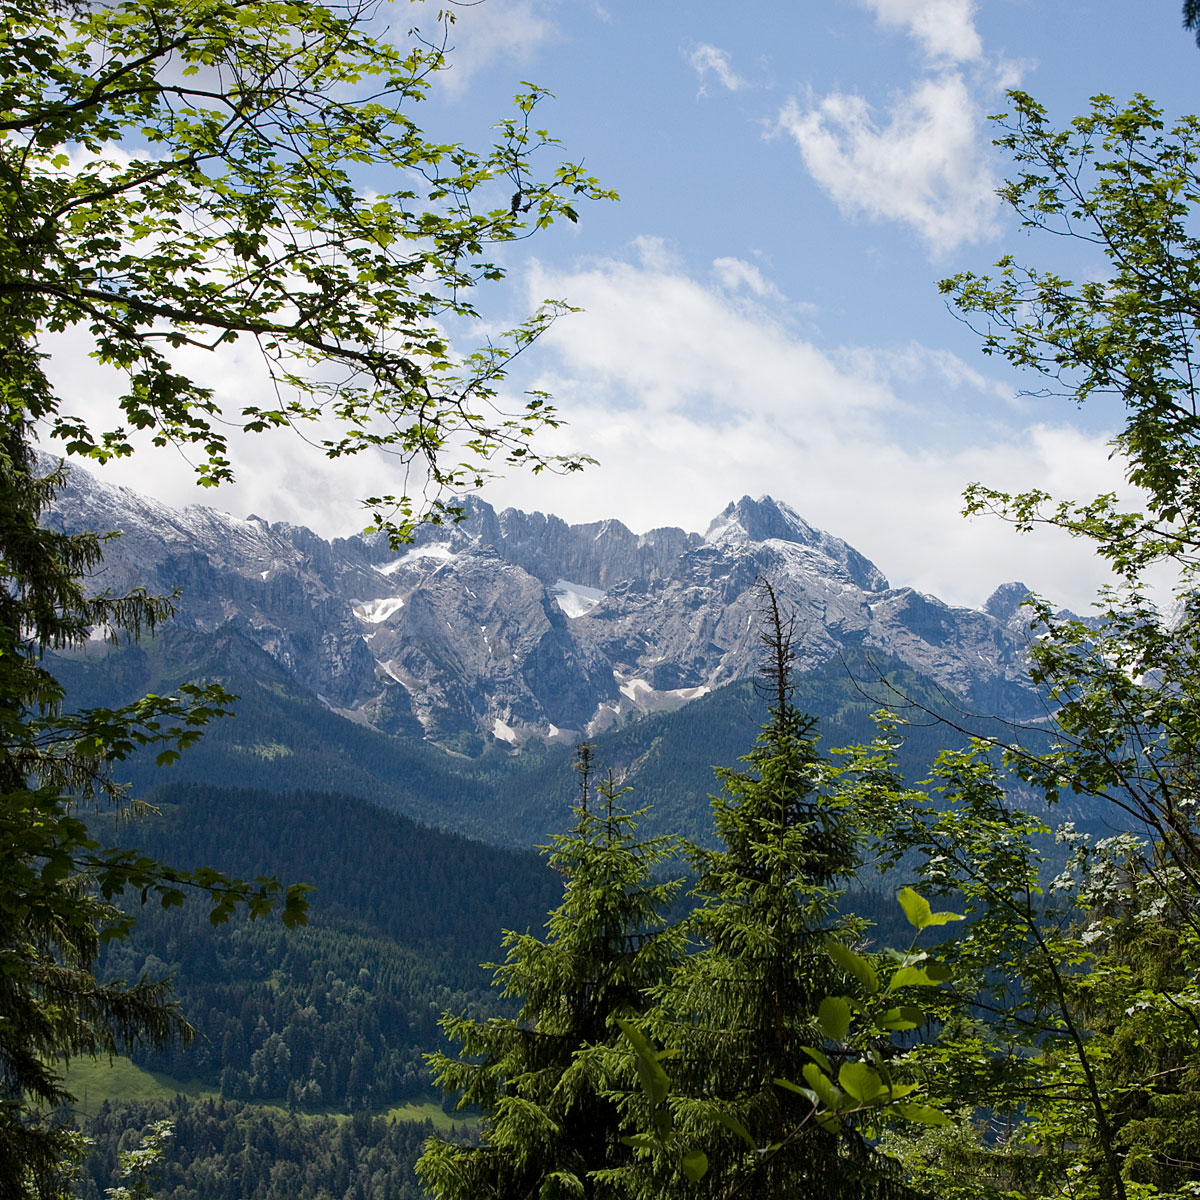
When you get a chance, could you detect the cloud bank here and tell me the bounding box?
[482,247,1125,610]
[778,0,1009,254]
[41,242,1127,613]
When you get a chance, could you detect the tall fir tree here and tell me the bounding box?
[417,748,685,1200]
[0,403,190,1192]
[615,581,913,1199]
[0,415,307,1195]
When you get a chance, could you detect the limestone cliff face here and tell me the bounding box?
[47,459,1043,744]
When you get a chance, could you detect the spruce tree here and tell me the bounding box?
[416,749,685,1200]
[617,581,911,1199]
[0,407,191,1193]
[0,417,311,1195]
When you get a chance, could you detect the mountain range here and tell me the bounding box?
[45,459,1047,754]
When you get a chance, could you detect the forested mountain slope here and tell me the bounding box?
[95,784,562,1109]
[64,638,1062,847]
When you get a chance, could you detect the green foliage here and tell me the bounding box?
[943,92,1200,564]
[0,0,610,1190]
[76,1098,440,1200]
[917,91,1200,1195]
[852,737,1112,1195]
[614,887,958,1191]
[939,92,1200,885]
[103,1119,172,1200]
[791,896,959,1135]
[417,757,685,1199]
[2,0,611,523]
[846,726,1200,1199]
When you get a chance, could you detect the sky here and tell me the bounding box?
[45,0,1200,610]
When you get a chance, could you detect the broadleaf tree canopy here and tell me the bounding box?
[2,0,613,535]
[0,0,611,1193]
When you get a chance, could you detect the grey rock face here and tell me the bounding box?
[46,459,1042,743]
[705,496,889,593]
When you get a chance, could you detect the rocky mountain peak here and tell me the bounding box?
[983,582,1033,624]
[704,495,812,545]
[704,496,889,594]
[371,495,702,590]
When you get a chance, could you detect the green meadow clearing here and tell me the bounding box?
[63,1056,473,1132]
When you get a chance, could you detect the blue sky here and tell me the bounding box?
[59,1,1200,609]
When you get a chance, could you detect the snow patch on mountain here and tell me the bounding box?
[614,671,712,715]
[353,596,405,623]
[492,717,519,744]
[377,544,455,574]
[551,579,605,618]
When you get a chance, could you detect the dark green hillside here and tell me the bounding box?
[97,785,562,1109]
[76,1099,441,1200]
[117,784,560,960]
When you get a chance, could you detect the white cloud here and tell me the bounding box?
[712,256,783,301]
[776,0,1019,255]
[476,250,1123,612]
[524,245,896,427]
[686,42,748,94]
[400,0,558,96]
[777,73,1002,254]
[858,0,982,64]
